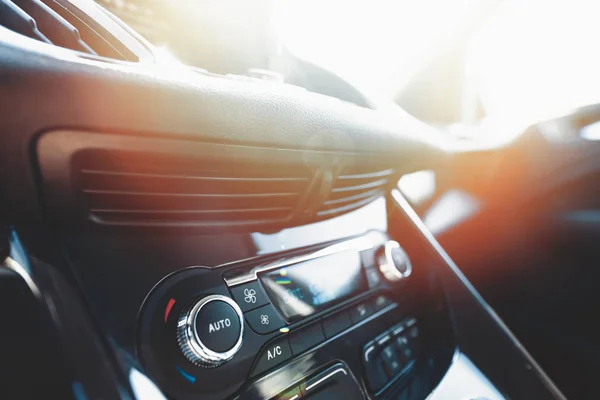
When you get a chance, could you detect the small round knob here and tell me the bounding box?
[176,294,244,368]
[377,241,412,282]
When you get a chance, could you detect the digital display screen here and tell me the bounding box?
[260,251,366,321]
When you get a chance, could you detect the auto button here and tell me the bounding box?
[195,299,241,352]
[177,295,244,367]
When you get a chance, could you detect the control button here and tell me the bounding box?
[274,386,302,400]
[372,295,392,311]
[395,335,413,361]
[195,301,241,352]
[390,322,405,337]
[229,281,270,312]
[322,311,352,338]
[252,337,292,377]
[290,322,325,355]
[350,302,374,324]
[365,268,381,288]
[245,304,285,334]
[361,250,376,269]
[407,324,419,339]
[380,344,403,377]
[375,332,392,347]
[391,247,410,274]
[363,342,387,392]
[406,323,420,355]
[377,241,412,283]
[177,295,244,367]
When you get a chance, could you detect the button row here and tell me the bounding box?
[362,318,420,393]
[229,280,286,334]
[252,295,397,377]
[230,277,395,338]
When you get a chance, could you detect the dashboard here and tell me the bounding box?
[0,1,568,399]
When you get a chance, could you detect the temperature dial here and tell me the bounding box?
[377,241,412,282]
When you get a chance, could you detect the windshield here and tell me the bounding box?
[465,0,600,133]
[277,0,481,97]
[100,0,600,140]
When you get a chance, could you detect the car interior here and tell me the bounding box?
[1,0,599,399]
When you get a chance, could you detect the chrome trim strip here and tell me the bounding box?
[224,233,383,287]
[2,257,41,298]
[392,326,405,336]
[390,189,566,400]
[364,345,376,362]
[305,367,347,392]
[377,334,391,346]
[378,240,412,282]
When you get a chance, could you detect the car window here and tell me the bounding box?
[465,0,600,135]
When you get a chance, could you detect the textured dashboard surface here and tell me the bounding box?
[0,27,443,222]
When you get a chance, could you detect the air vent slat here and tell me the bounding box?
[91,207,293,222]
[331,178,388,193]
[324,188,383,206]
[83,189,300,198]
[338,169,394,180]
[76,150,313,225]
[84,192,300,211]
[44,0,128,60]
[90,207,293,215]
[317,167,395,217]
[0,0,51,42]
[317,195,381,217]
[81,175,306,195]
[46,0,138,60]
[82,169,309,182]
[1,0,143,59]
[13,0,96,54]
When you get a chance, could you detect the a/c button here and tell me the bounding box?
[251,337,292,377]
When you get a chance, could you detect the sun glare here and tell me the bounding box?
[278,0,600,143]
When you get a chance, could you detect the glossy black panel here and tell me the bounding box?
[55,199,388,359]
[389,190,565,399]
[1,231,133,400]
[260,251,366,322]
[12,187,566,400]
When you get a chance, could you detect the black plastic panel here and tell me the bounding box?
[36,130,401,231]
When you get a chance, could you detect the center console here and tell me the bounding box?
[137,232,455,400]
[14,179,564,400]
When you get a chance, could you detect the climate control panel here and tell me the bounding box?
[136,235,419,400]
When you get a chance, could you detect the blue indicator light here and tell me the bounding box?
[176,365,197,383]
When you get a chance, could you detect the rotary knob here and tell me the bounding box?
[377,241,412,282]
[176,294,244,368]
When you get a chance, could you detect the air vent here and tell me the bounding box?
[1,0,144,61]
[74,150,314,226]
[317,167,395,217]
